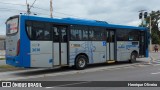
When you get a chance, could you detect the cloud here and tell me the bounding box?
[0,0,160,35]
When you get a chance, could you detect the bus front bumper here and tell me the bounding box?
[6,55,21,67]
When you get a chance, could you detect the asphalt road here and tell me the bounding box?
[0,64,160,90]
[0,52,160,90]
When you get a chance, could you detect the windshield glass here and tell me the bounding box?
[6,18,19,35]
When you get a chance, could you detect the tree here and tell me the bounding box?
[145,10,160,44]
[151,32,160,44]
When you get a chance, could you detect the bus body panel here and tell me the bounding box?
[69,41,107,65]
[6,17,22,67]
[6,18,20,56]
[52,43,68,66]
[106,43,109,60]
[20,16,31,67]
[110,43,115,60]
[53,43,60,65]
[60,43,68,65]
[30,41,53,67]
[117,41,139,61]
[5,15,149,68]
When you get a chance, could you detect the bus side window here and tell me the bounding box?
[44,30,50,40]
[70,34,75,40]
[52,27,59,42]
[44,23,51,40]
[88,27,95,40]
[36,29,43,40]
[61,27,67,42]
[63,35,67,42]
[26,26,33,39]
[26,21,34,39]
[82,29,88,40]
[76,34,80,40]
[70,25,83,41]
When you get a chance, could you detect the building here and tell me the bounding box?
[0,35,5,50]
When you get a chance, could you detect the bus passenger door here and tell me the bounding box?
[52,26,68,66]
[139,31,146,57]
[106,30,115,61]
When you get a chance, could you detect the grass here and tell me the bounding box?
[0,58,5,60]
[0,65,16,69]
[0,65,24,72]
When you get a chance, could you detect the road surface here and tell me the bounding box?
[0,52,160,90]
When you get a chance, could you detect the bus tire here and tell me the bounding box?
[129,52,137,63]
[75,55,87,70]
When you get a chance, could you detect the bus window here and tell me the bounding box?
[61,27,67,42]
[82,29,88,40]
[36,29,44,40]
[116,29,139,41]
[106,31,109,42]
[26,25,32,39]
[6,18,19,35]
[26,21,35,40]
[52,27,59,42]
[44,23,51,40]
[110,31,115,42]
[26,21,52,41]
[70,25,82,41]
[44,30,50,40]
[89,27,106,41]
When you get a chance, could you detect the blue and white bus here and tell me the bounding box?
[6,15,149,69]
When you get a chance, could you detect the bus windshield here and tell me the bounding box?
[6,17,19,35]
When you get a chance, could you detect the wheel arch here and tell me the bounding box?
[75,53,89,64]
[131,50,138,58]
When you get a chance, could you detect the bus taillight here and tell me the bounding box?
[16,39,20,56]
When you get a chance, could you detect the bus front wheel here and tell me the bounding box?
[129,52,137,63]
[75,55,87,70]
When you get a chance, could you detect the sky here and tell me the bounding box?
[0,0,160,35]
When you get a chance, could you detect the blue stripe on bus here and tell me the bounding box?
[21,15,147,31]
[20,16,31,67]
[146,47,149,57]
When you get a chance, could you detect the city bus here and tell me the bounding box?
[5,15,149,69]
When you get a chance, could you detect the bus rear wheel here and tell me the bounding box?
[75,55,87,70]
[129,52,137,63]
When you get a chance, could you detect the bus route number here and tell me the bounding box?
[32,48,40,52]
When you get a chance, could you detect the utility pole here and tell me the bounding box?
[26,0,31,15]
[26,0,37,15]
[27,4,31,15]
[149,14,152,51]
[50,0,53,18]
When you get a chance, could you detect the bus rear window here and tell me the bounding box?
[6,18,19,35]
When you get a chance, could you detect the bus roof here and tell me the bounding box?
[19,15,147,31]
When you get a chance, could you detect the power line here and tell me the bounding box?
[26,0,37,15]
[30,0,37,8]
[0,2,25,6]
[0,8,25,12]
[0,1,83,18]
[0,1,91,20]
[32,6,84,18]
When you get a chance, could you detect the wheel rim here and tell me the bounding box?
[78,58,86,68]
[132,54,136,61]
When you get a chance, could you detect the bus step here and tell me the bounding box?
[107,60,115,63]
[60,65,69,67]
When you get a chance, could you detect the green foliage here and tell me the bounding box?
[140,10,160,44]
[152,33,160,44]
[0,58,5,60]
